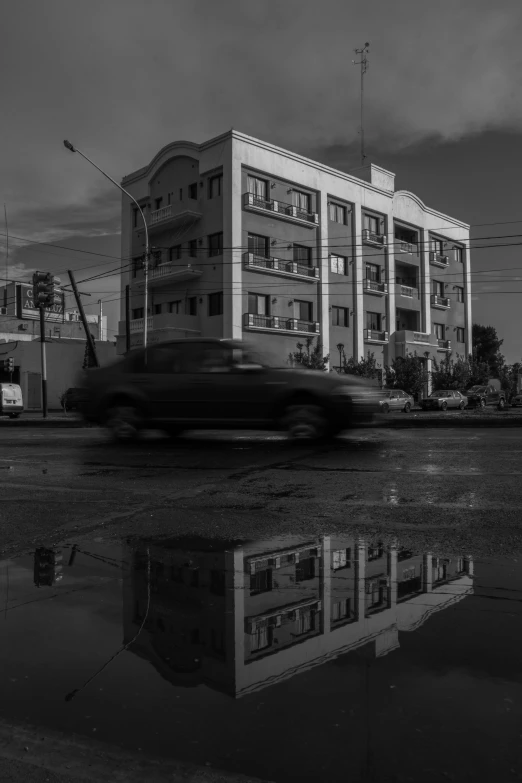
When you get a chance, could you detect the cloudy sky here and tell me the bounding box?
[2,0,522,359]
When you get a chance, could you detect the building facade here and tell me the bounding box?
[117,131,472,374]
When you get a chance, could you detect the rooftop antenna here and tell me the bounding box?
[353,42,370,167]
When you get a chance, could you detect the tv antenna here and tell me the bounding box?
[353,42,370,167]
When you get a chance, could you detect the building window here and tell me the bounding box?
[332,548,351,570]
[208,291,223,316]
[366,311,382,331]
[248,292,269,315]
[209,232,223,257]
[332,306,349,327]
[211,628,225,654]
[248,233,269,258]
[293,244,312,265]
[364,214,380,234]
[133,209,138,228]
[432,280,445,296]
[292,190,310,213]
[251,623,272,652]
[329,203,347,224]
[132,256,143,278]
[456,286,464,303]
[250,569,272,595]
[297,609,315,635]
[186,297,197,316]
[433,322,445,340]
[365,263,380,282]
[188,183,198,200]
[132,308,144,319]
[367,544,384,561]
[332,599,351,621]
[294,300,313,322]
[209,174,223,198]
[456,327,465,343]
[169,300,182,314]
[179,188,183,201]
[154,197,163,211]
[169,245,182,262]
[367,580,385,609]
[154,304,162,315]
[189,239,198,258]
[431,237,445,254]
[210,569,225,595]
[395,225,418,244]
[296,557,315,582]
[331,254,348,275]
[247,175,268,200]
[455,247,464,263]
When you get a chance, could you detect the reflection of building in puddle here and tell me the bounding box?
[123,537,473,698]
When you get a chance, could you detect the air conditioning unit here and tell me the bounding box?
[19,323,28,331]
[0,307,6,315]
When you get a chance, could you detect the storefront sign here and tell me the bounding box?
[17,283,64,322]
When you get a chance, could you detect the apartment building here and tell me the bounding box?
[123,536,473,699]
[118,131,472,372]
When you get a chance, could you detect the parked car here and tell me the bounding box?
[0,383,23,418]
[378,389,414,413]
[511,393,522,408]
[61,387,86,411]
[465,384,506,410]
[81,338,381,442]
[420,390,468,411]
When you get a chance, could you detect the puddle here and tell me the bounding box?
[1,536,521,782]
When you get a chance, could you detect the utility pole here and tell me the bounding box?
[353,42,370,167]
[39,305,48,418]
[125,284,131,354]
[98,299,103,340]
[68,270,99,368]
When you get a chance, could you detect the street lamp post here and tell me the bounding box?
[336,343,345,373]
[63,140,150,348]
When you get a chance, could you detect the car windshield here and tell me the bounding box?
[468,386,486,393]
[430,391,451,398]
[381,392,392,398]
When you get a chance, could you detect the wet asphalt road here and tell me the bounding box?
[1,425,522,559]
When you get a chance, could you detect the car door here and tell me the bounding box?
[126,343,185,423]
[388,391,401,410]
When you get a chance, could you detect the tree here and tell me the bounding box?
[342,351,381,381]
[431,354,471,391]
[288,337,329,371]
[384,352,429,399]
[472,324,505,376]
[498,361,522,401]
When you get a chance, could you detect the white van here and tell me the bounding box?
[0,383,24,418]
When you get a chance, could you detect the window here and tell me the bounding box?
[296,557,315,582]
[331,254,348,275]
[169,245,182,261]
[292,189,310,213]
[294,300,313,322]
[247,175,268,200]
[367,580,385,608]
[132,307,144,319]
[455,247,464,263]
[333,548,351,570]
[209,232,223,257]
[332,306,349,327]
[186,297,197,316]
[189,239,198,258]
[456,286,464,303]
[366,311,382,331]
[153,303,162,315]
[433,323,445,340]
[169,300,182,314]
[457,327,465,343]
[297,609,315,635]
[133,209,138,228]
[197,344,233,373]
[431,237,444,254]
[432,280,445,296]
[248,233,269,258]
[208,174,223,198]
[144,344,182,374]
[248,293,269,315]
[293,244,312,265]
[211,628,225,654]
[179,188,183,201]
[210,569,225,595]
[208,291,223,316]
[365,263,380,282]
[367,544,384,561]
[167,193,171,205]
[251,624,272,652]
[364,214,380,234]
[154,197,163,211]
[250,569,272,595]
[132,256,143,278]
[332,599,351,621]
[329,203,347,224]
[188,182,198,199]
[395,226,417,244]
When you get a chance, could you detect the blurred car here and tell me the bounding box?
[420,390,468,411]
[61,387,86,411]
[511,393,522,408]
[465,384,506,410]
[81,338,381,442]
[378,389,414,413]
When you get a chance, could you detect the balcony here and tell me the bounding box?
[147,203,202,233]
[429,251,449,268]
[364,278,388,296]
[431,294,451,309]
[394,330,433,346]
[123,313,201,347]
[146,261,203,288]
[398,284,418,298]
[437,339,452,351]
[244,313,319,335]
[243,252,319,282]
[362,228,387,247]
[395,239,418,255]
[243,193,319,228]
[129,316,153,334]
[364,328,389,344]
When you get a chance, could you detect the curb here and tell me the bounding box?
[375,416,522,428]
[0,418,90,428]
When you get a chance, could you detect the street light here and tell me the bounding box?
[63,140,150,348]
[336,343,345,372]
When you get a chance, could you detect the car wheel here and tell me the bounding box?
[498,398,506,410]
[282,403,331,441]
[8,413,20,419]
[403,402,411,413]
[164,427,183,440]
[382,403,390,413]
[480,398,486,408]
[459,401,466,410]
[441,401,448,411]
[104,403,142,442]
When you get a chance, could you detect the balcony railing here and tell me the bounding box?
[148,261,203,286]
[395,239,418,254]
[431,294,451,309]
[399,284,418,298]
[429,251,449,267]
[129,316,153,334]
[243,193,319,226]
[437,339,451,350]
[243,252,319,281]
[147,203,202,232]
[244,313,319,334]
[364,328,389,343]
[413,331,431,343]
[362,228,387,247]
[364,278,388,296]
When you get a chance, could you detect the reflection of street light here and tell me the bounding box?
[336,343,345,372]
[63,140,150,348]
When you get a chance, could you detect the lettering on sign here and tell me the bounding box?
[18,283,64,322]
